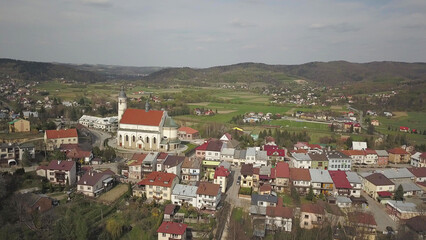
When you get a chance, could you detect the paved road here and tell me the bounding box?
[88,129,112,150]
[225,166,251,208]
[362,192,397,232]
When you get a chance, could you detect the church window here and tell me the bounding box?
[125,135,129,142]
[132,136,135,142]
[153,137,156,144]
[146,137,149,143]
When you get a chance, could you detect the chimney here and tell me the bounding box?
[57,160,61,165]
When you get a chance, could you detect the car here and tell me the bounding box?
[236,176,241,185]
[385,226,395,235]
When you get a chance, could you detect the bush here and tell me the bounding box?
[238,187,252,195]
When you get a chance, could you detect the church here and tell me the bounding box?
[116,87,180,152]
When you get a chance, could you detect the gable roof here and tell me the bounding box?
[275,162,290,178]
[195,142,209,151]
[241,164,254,176]
[67,147,91,159]
[375,150,389,157]
[309,169,332,183]
[365,173,394,186]
[120,108,164,126]
[164,204,176,215]
[77,170,114,186]
[47,160,75,171]
[181,157,201,169]
[378,168,414,179]
[348,212,376,226]
[157,221,187,235]
[405,215,426,233]
[163,156,185,168]
[259,184,272,192]
[214,166,230,178]
[251,194,278,205]
[308,152,328,162]
[196,182,220,196]
[137,172,177,188]
[329,171,352,189]
[388,148,409,155]
[301,203,325,215]
[266,206,292,218]
[206,140,223,151]
[45,129,78,139]
[178,126,198,134]
[345,171,362,184]
[290,168,311,181]
[407,167,426,178]
[129,154,147,166]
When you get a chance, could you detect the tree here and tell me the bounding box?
[21,149,32,167]
[330,123,334,132]
[394,184,404,201]
[367,124,375,135]
[102,148,116,162]
[106,218,123,240]
[306,186,314,201]
[92,146,102,157]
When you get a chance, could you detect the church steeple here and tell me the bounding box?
[118,86,127,122]
[145,98,150,112]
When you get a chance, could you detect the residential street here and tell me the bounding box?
[361,192,397,232]
[225,166,251,209]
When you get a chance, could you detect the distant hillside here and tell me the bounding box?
[0,59,106,83]
[66,64,164,77]
[142,61,426,86]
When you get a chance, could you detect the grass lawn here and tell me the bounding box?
[278,193,294,207]
[98,184,128,204]
[183,143,198,154]
[232,207,244,221]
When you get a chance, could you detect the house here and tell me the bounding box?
[346,172,362,197]
[251,194,278,208]
[379,168,415,183]
[163,155,185,178]
[291,152,312,169]
[18,142,36,161]
[375,150,389,166]
[404,216,426,239]
[181,158,201,183]
[178,126,199,140]
[220,148,235,164]
[341,150,365,165]
[264,136,276,146]
[9,119,30,132]
[135,172,179,203]
[22,111,39,119]
[241,164,254,188]
[371,119,379,126]
[259,184,272,195]
[309,152,329,170]
[18,193,53,215]
[205,140,224,161]
[271,162,290,193]
[45,160,77,185]
[363,173,395,200]
[289,168,311,194]
[67,147,93,164]
[300,204,326,229]
[265,206,293,232]
[335,196,352,208]
[408,167,426,182]
[233,149,246,166]
[325,150,351,171]
[400,126,410,132]
[44,129,78,151]
[264,147,286,163]
[163,204,177,221]
[329,171,352,196]
[157,222,187,240]
[386,200,421,220]
[309,169,333,196]
[156,152,169,172]
[171,184,198,207]
[196,182,221,210]
[77,170,114,197]
[364,149,378,165]
[220,133,233,142]
[347,212,377,239]
[213,166,230,193]
[195,141,208,159]
[141,152,159,177]
[396,182,423,197]
[128,153,147,181]
[388,148,411,164]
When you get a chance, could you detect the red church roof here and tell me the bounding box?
[120,109,164,126]
[45,129,78,139]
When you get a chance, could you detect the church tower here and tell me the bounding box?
[118,86,127,122]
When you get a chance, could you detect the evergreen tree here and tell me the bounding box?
[21,149,32,167]
[394,184,404,201]
[306,186,314,201]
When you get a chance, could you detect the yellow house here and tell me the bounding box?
[241,164,254,188]
[363,173,395,200]
[9,119,30,132]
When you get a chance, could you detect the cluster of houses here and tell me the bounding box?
[193,108,215,116]
[78,115,119,132]
[0,142,35,166]
[242,112,276,123]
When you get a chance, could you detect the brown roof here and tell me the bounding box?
[164,204,177,215]
[405,215,426,233]
[290,168,311,181]
[301,203,325,215]
[138,172,177,188]
[77,170,114,186]
[206,140,223,152]
[120,108,164,126]
[241,164,253,176]
[388,148,409,155]
[47,160,75,171]
[45,129,78,139]
[266,206,293,218]
[164,156,185,168]
[196,182,220,196]
[348,212,377,226]
[308,152,328,161]
[407,167,426,178]
[341,150,365,156]
[365,173,394,186]
[67,148,91,159]
[181,158,201,169]
[259,184,272,192]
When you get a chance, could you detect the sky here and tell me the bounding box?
[1,0,426,68]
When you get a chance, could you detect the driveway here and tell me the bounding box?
[225,166,251,209]
[361,192,397,232]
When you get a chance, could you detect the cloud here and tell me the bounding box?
[309,23,359,33]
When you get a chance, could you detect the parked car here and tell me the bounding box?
[237,176,241,185]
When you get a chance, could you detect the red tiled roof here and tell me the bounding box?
[47,160,75,171]
[341,150,365,156]
[266,206,292,218]
[259,184,272,192]
[408,167,426,178]
[263,145,279,151]
[307,144,322,149]
[120,109,164,126]
[195,142,209,151]
[348,212,377,226]
[301,203,324,215]
[290,168,311,181]
[388,148,409,155]
[137,172,177,188]
[275,162,290,178]
[214,166,230,178]
[329,171,352,189]
[66,148,91,159]
[45,129,77,139]
[157,152,169,160]
[196,182,220,196]
[157,221,187,235]
[164,204,176,215]
[178,126,199,134]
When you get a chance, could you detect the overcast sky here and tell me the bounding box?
[1,0,426,68]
